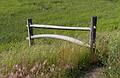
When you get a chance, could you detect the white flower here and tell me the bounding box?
[108,66,111,69]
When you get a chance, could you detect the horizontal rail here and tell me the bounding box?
[26,34,90,47]
[29,24,91,31]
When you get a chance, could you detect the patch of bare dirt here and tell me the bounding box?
[78,67,105,78]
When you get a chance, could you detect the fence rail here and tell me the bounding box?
[26,34,90,47]
[29,24,91,31]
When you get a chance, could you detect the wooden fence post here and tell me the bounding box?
[27,19,34,46]
[90,16,97,64]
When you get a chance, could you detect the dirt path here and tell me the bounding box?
[78,66,105,78]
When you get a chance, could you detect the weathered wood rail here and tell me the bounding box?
[30,24,91,31]
[26,16,97,51]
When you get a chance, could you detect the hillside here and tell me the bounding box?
[0,0,120,78]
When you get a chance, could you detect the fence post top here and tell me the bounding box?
[92,16,97,18]
[27,18,33,26]
[91,16,97,27]
[28,18,32,22]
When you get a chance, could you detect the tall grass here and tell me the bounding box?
[0,0,120,77]
[104,31,120,78]
[0,40,90,77]
[96,31,120,78]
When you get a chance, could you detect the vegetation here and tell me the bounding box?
[0,0,120,78]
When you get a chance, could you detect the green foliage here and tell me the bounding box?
[96,31,120,78]
[104,32,120,78]
[0,41,90,78]
[0,0,120,44]
[0,0,120,78]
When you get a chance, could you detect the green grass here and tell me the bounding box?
[0,0,120,78]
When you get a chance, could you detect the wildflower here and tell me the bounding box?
[108,66,111,69]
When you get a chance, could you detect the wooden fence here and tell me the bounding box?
[26,16,97,52]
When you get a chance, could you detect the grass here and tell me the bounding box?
[0,41,90,78]
[0,0,120,78]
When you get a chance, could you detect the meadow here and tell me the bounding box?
[0,0,120,78]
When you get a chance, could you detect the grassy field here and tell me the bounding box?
[0,0,120,78]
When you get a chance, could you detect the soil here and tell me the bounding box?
[77,66,105,78]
